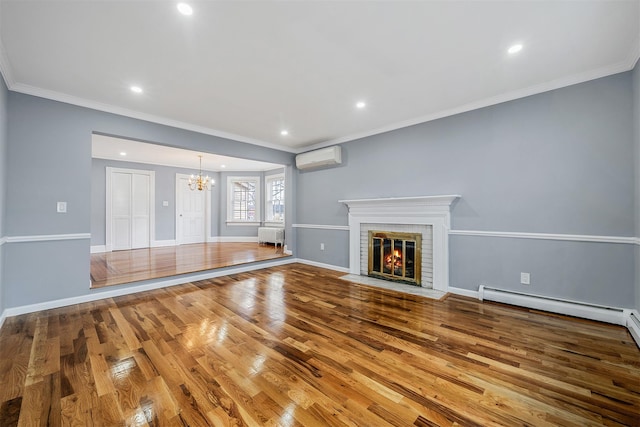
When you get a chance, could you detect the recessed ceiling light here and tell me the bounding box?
[130,85,143,94]
[119,152,127,156]
[508,44,523,54]
[280,130,289,136]
[356,101,366,109]
[221,164,226,168]
[177,3,193,15]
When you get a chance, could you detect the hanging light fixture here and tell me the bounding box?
[188,155,213,191]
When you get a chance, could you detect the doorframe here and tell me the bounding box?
[175,173,211,245]
[105,167,156,252]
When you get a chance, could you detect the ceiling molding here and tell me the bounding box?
[298,57,638,154]
[7,81,299,154]
[0,38,14,89]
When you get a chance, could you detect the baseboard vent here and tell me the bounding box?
[478,285,627,326]
[627,311,640,348]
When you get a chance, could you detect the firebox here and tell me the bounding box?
[368,231,422,285]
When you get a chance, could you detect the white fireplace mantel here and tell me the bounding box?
[339,195,460,292]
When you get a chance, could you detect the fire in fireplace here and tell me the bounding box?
[368,231,422,285]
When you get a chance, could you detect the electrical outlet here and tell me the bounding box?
[57,201,67,213]
[320,243,325,251]
[520,272,530,285]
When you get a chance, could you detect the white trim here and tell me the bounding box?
[176,173,211,245]
[450,229,638,245]
[151,239,177,248]
[340,196,460,293]
[226,175,262,223]
[478,285,628,326]
[207,236,259,243]
[0,309,7,331]
[264,222,285,228]
[5,258,298,318]
[299,57,639,154]
[0,236,6,246]
[5,233,91,243]
[626,310,640,349]
[226,221,261,226]
[292,224,350,231]
[448,286,479,299]
[265,173,286,223]
[106,167,156,252]
[90,245,106,254]
[296,258,350,273]
[9,82,296,153]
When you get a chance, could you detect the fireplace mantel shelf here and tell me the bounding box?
[339,195,460,207]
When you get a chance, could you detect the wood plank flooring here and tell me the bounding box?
[1,263,639,426]
[90,242,290,288]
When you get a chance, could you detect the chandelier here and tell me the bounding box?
[188,155,213,191]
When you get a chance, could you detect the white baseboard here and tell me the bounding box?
[479,285,627,326]
[0,309,6,331]
[448,286,479,299]
[3,257,299,319]
[151,239,177,248]
[626,310,640,348]
[208,236,259,243]
[90,245,106,254]
[295,258,350,273]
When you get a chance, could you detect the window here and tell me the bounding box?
[265,174,285,223]
[227,176,261,223]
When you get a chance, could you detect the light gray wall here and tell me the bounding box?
[296,71,635,308]
[634,59,640,313]
[4,92,294,308]
[0,77,8,315]
[91,158,221,245]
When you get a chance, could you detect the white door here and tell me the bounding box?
[176,174,207,244]
[107,167,153,251]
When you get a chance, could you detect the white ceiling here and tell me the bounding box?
[1,1,639,153]
[92,134,283,172]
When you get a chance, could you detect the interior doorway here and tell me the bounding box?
[176,173,210,245]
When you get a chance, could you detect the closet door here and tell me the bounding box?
[107,167,154,251]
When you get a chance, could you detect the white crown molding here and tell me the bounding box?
[292,223,349,231]
[0,38,14,89]
[299,58,639,153]
[5,233,91,243]
[8,82,297,154]
[450,229,639,245]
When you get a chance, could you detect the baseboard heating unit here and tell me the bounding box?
[627,311,640,347]
[478,285,628,326]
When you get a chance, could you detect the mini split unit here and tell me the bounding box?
[295,145,342,170]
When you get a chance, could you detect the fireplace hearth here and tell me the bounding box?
[368,230,422,285]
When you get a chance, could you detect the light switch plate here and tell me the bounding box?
[57,201,67,213]
[162,201,169,207]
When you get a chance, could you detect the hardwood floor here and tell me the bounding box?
[1,263,639,426]
[90,242,291,288]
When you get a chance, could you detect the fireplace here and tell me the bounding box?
[340,195,460,292]
[368,231,421,285]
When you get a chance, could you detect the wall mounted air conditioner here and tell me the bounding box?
[296,145,342,170]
